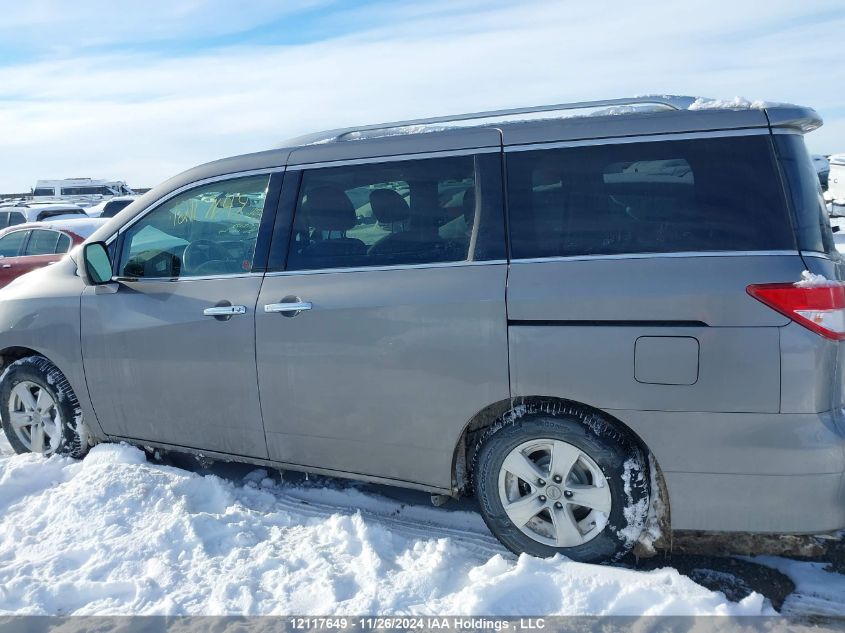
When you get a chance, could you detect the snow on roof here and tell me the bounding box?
[687,96,786,111]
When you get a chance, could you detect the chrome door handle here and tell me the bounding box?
[203,305,246,317]
[264,301,312,314]
[1,264,10,269]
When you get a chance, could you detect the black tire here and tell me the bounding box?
[474,411,650,563]
[0,356,89,458]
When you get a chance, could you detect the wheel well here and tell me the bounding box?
[452,395,672,552]
[0,347,43,373]
[452,396,655,494]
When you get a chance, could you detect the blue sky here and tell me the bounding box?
[0,0,843,191]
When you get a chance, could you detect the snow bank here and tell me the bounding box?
[0,444,772,616]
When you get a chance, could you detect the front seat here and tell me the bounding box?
[367,188,449,264]
[292,186,366,269]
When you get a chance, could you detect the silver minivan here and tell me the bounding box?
[1,96,842,563]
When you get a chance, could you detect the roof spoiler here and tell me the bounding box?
[764,105,823,134]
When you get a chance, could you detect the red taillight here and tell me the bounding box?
[747,282,845,341]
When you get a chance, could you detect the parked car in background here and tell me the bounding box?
[0,203,88,229]
[85,195,138,218]
[0,96,841,564]
[829,154,845,202]
[813,154,830,189]
[0,217,105,288]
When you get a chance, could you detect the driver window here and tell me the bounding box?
[117,175,270,278]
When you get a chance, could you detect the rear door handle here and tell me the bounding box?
[203,305,246,317]
[1,264,10,269]
[264,301,312,315]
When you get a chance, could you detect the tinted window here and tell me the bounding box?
[60,186,113,196]
[36,209,85,221]
[506,135,795,258]
[774,134,835,255]
[286,154,504,271]
[7,212,25,226]
[0,213,8,229]
[0,231,27,257]
[101,199,133,218]
[24,229,60,256]
[55,233,71,253]
[117,175,269,278]
[32,188,55,196]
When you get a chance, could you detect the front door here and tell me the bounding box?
[255,152,510,489]
[81,173,278,458]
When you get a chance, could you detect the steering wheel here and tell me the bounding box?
[182,239,232,275]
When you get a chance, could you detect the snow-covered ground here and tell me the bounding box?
[750,556,845,617]
[0,439,797,617]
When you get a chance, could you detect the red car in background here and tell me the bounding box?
[0,217,105,288]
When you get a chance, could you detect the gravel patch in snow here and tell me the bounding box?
[0,444,773,616]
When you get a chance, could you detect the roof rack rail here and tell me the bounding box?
[284,95,698,146]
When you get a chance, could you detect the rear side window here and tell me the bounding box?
[7,212,25,226]
[32,188,54,196]
[0,213,8,229]
[24,229,60,256]
[284,153,504,271]
[774,134,835,255]
[0,231,27,257]
[506,135,795,258]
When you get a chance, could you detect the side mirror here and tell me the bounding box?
[81,242,113,285]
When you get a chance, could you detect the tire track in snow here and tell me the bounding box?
[240,476,511,561]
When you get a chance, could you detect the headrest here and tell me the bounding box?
[369,189,409,224]
[302,186,357,231]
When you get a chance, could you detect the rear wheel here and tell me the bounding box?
[0,356,88,458]
[474,412,650,562]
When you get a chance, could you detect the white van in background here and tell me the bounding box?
[32,178,135,206]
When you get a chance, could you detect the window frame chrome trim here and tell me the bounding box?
[285,146,500,172]
[112,272,263,283]
[504,128,771,153]
[509,250,801,264]
[265,259,507,277]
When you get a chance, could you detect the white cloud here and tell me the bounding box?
[0,0,843,191]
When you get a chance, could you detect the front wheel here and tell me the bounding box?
[0,356,89,458]
[474,412,650,563]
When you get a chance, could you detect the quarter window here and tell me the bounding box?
[7,212,25,226]
[56,233,71,253]
[506,135,795,259]
[117,175,270,279]
[286,154,502,271]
